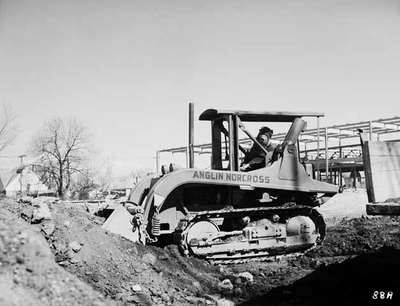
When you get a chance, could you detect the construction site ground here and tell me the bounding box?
[1,190,400,306]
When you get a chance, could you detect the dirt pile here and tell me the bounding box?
[308,216,400,258]
[0,205,114,306]
[1,198,229,305]
[241,247,400,306]
[49,202,227,305]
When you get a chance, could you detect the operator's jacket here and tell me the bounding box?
[242,142,277,171]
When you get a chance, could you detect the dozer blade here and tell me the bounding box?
[102,205,140,242]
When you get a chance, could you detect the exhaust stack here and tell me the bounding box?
[188,102,194,168]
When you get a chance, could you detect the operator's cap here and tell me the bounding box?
[259,126,273,136]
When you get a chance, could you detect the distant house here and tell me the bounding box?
[4,165,55,197]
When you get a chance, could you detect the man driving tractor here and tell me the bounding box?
[240,126,278,171]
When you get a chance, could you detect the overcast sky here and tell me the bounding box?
[1,0,400,175]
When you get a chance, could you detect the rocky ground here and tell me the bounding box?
[1,195,400,305]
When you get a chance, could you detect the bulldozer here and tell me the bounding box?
[107,108,338,262]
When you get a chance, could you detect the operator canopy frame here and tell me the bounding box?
[199,109,324,122]
[199,109,324,171]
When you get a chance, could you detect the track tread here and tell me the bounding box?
[180,206,326,263]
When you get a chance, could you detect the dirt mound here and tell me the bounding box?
[308,216,400,258]
[241,247,400,306]
[1,198,228,305]
[48,202,223,305]
[0,206,114,306]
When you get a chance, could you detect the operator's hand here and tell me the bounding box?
[269,144,284,164]
[240,163,250,171]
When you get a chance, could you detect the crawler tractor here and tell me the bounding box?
[124,109,338,262]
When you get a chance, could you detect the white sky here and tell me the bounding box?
[1,0,400,175]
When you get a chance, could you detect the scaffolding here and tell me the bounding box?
[156,116,400,188]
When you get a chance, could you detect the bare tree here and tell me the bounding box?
[70,168,98,200]
[31,118,89,198]
[0,105,17,152]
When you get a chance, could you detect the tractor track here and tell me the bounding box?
[177,206,326,263]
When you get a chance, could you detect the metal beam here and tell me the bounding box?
[317,116,320,180]
[384,123,400,131]
[371,122,385,129]
[327,128,341,135]
[338,129,356,136]
[369,121,373,141]
[300,134,319,141]
[325,127,329,182]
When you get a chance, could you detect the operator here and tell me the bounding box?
[240,126,277,171]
